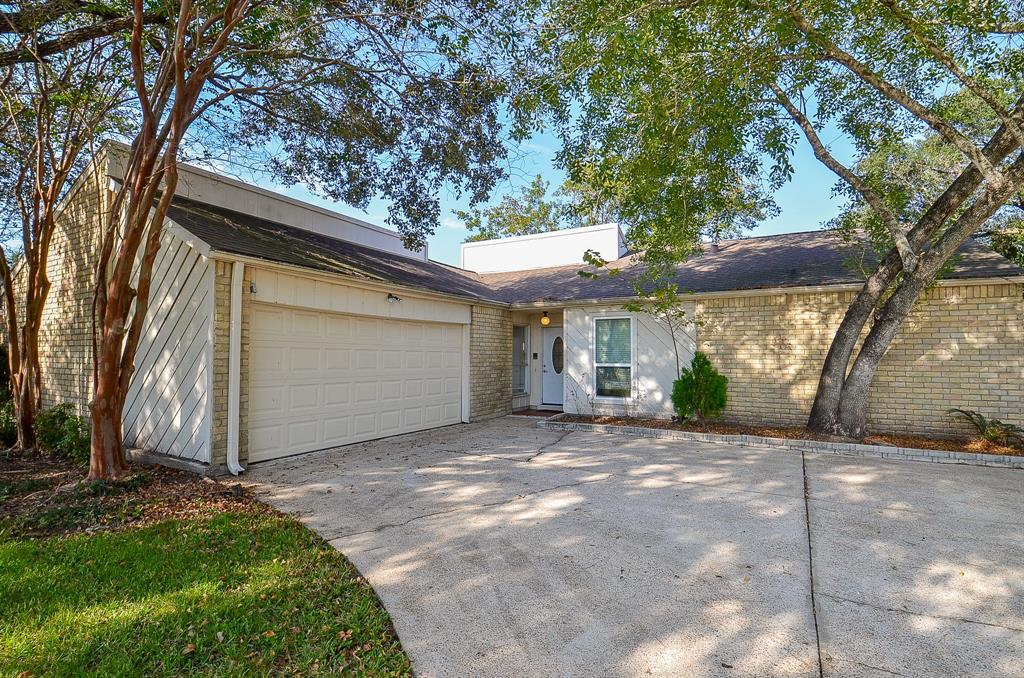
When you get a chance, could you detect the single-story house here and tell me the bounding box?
[39,145,1024,473]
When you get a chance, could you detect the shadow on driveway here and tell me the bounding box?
[249,417,1023,677]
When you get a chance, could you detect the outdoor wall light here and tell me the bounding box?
[540,311,551,326]
[387,293,401,303]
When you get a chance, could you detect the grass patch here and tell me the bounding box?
[0,456,411,676]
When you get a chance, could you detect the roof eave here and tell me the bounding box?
[208,249,511,309]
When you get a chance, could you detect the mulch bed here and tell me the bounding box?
[0,449,269,538]
[557,414,1024,457]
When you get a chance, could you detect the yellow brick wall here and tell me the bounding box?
[210,261,251,469]
[696,283,1024,437]
[470,305,512,420]
[37,172,108,415]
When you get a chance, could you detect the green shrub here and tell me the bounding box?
[36,404,90,463]
[672,352,728,422]
[948,408,1024,447]
[0,399,16,448]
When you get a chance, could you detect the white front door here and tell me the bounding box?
[541,326,564,406]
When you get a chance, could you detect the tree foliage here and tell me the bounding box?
[0,0,528,478]
[526,0,1024,437]
[458,175,566,241]
[834,87,1024,267]
[457,173,624,242]
[0,17,132,452]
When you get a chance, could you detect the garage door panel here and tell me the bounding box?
[353,413,376,436]
[323,416,349,442]
[355,349,379,370]
[248,304,464,462]
[290,347,320,371]
[325,349,351,371]
[288,384,320,410]
[251,385,284,415]
[290,310,321,335]
[353,381,378,404]
[382,350,404,369]
[355,318,380,338]
[325,316,353,337]
[253,306,286,333]
[324,383,351,405]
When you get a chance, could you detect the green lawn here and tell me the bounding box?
[0,462,411,677]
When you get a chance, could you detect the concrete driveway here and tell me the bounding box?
[249,417,1023,677]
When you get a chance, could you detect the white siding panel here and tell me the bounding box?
[123,229,214,462]
[249,267,471,325]
[564,305,696,419]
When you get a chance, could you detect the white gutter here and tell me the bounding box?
[226,260,245,475]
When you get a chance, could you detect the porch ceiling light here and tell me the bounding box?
[540,311,551,326]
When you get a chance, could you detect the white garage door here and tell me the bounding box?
[248,303,464,462]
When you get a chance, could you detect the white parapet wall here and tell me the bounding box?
[460,223,626,273]
[102,141,427,261]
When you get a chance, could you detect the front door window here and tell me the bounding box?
[552,336,564,374]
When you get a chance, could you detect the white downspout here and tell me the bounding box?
[226,260,245,475]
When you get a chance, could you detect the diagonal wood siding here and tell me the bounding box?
[122,229,214,462]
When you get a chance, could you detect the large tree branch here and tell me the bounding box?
[771,82,918,270]
[789,8,1006,187]
[0,0,119,33]
[879,0,1024,150]
[0,11,167,67]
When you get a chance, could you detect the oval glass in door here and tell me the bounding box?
[552,336,564,374]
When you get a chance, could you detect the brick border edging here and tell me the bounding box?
[536,414,1024,469]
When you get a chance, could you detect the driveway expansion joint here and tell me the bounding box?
[801,449,825,678]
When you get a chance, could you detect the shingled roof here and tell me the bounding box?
[478,230,1024,304]
[167,197,496,302]
[168,197,1024,306]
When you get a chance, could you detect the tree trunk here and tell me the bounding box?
[807,253,900,434]
[88,355,127,480]
[833,273,929,437]
[808,118,1024,436]
[816,155,1024,438]
[12,376,36,450]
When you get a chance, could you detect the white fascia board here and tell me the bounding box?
[208,251,511,309]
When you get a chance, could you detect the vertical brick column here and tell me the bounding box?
[469,305,513,420]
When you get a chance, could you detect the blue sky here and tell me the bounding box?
[263,128,852,267]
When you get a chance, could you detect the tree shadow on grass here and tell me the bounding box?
[0,511,411,677]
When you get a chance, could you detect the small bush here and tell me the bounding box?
[948,408,1024,447]
[0,399,16,448]
[36,404,90,463]
[672,352,728,422]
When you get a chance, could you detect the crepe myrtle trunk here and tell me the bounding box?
[88,335,128,480]
[2,262,49,451]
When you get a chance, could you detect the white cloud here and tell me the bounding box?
[441,216,465,231]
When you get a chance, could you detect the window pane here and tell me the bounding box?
[596,366,631,398]
[512,325,527,393]
[595,318,631,364]
[551,335,564,374]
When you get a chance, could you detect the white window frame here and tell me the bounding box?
[512,323,530,395]
[592,315,635,401]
